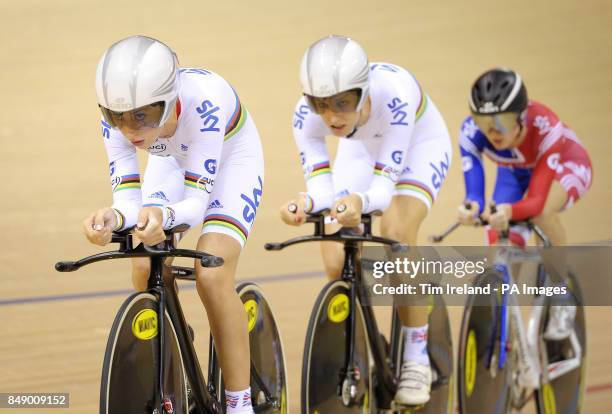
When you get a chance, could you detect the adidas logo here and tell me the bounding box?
[208,199,224,209]
[180,144,189,151]
[149,191,169,202]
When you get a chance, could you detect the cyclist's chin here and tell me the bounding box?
[327,122,357,137]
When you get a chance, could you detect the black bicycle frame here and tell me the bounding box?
[265,213,405,409]
[157,264,222,414]
[57,229,225,414]
[342,239,399,408]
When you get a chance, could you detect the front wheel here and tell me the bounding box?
[457,270,513,414]
[301,280,372,413]
[100,292,188,414]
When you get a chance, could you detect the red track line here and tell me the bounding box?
[587,382,612,394]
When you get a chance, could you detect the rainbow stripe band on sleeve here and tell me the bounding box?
[374,162,394,179]
[224,91,248,141]
[113,174,141,192]
[415,93,428,122]
[395,179,434,205]
[184,171,213,191]
[308,161,331,179]
[406,70,428,122]
[203,214,249,244]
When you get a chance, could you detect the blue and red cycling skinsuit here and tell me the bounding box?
[460,100,593,245]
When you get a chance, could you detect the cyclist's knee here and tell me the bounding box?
[380,223,415,245]
[324,261,344,279]
[196,267,231,291]
[131,258,150,291]
[321,242,344,279]
[381,197,427,244]
[195,232,240,289]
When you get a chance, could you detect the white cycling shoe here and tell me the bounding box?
[394,361,432,406]
[544,305,576,341]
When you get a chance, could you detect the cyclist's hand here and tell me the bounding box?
[331,194,362,227]
[458,201,480,225]
[488,203,512,232]
[82,207,117,246]
[134,207,165,246]
[279,194,310,226]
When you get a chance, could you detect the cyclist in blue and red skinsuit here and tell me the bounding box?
[457,68,593,341]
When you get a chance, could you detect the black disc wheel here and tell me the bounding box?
[100,292,187,414]
[301,280,372,414]
[214,282,288,413]
[457,270,513,414]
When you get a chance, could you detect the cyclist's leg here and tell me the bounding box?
[198,117,263,412]
[195,233,249,390]
[131,257,150,291]
[531,181,567,245]
[536,184,574,340]
[532,147,592,247]
[380,195,429,326]
[534,158,592,340]
[388,125,452,405]
[320,221,344,279]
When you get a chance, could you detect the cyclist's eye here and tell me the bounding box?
[337,100,348,108]
[134,112,146,121]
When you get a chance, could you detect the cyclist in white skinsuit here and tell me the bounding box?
[281,35,452,406]
[83,36,263,414]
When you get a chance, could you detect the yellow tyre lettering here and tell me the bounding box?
[132,308,158,340]
[244,299,258,333]
[465,330,477,397]
[542,383,557,414]
[281,384,287,413]
[447,373,454,414]
[328,293,350,323]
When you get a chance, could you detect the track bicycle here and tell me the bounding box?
[266,212,453,413]
[431,211,586,413]
[56,225,288,414]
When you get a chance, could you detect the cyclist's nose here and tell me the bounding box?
[122,126,144,142]
[328,112,344,124]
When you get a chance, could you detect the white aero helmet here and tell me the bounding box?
[96,35,179,128]
[300,35,369,111]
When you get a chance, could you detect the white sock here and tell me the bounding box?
[225,387,253,414]
[402,324,430,366]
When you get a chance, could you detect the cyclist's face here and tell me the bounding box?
[473,113,522,150]
[307,90,361,137]
[101,103,164,148]
[119,123,161,149]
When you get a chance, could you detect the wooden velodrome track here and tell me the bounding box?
[1,0,610,412]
